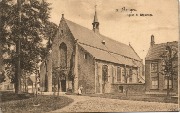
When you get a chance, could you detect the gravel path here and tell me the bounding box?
[50,95,178,112]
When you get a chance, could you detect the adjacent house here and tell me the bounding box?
[145,35,178,95]
[40,10,145,94]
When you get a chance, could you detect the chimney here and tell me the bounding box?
[62,14,64,19]
[151,35,155,46]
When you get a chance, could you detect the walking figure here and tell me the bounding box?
[78,85,83,95]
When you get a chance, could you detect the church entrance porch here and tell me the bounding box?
[61,80,66,92]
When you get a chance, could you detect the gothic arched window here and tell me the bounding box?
[59,42,67,69]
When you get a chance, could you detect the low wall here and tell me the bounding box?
[111,83,145,94]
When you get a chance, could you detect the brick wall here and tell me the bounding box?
[95,61,115,93]
[52,19,75,69]
[111,83,145,94]
[51,18,76,92]
[145,60,178,94]
[78,46,95,94]
[95,60,143,94]
[145,60,151,91]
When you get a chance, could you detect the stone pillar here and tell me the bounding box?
[124,65,127,83]
[47,54,52,92]
[98,63,102,94]
[94,62,97,93]
[95,62,101,93]
[74,41,79,93]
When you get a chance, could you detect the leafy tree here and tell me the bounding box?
[160,44,178,98]
[0,0,58,93]
[52,66,67,96]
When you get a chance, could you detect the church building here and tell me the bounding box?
[40,9,144,94]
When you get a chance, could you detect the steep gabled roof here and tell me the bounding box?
[64,19,142,66]
[145,41,178,60]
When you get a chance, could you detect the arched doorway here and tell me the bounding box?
[59,42,67,92]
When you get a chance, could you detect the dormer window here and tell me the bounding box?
[102,40,105,45]
[84,53,88,59]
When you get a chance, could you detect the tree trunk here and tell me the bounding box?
[58,77,60,96]
[167,75,170,98]
[14,40,21,94]
[72,78,74,93]
[35,73,38,97]
[15,0,22,94]
[44,59,48,92]
[25,77,28,93]
[53,78,56,96]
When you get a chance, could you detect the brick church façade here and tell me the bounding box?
[40,10,145,94]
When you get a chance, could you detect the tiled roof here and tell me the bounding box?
[145,41,178,60]
[65,19,142,66]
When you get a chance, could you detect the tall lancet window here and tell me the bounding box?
[59,42,67,69]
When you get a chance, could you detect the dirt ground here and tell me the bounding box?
[50,95,178,112]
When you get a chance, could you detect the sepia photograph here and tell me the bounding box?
[0,0,179,112]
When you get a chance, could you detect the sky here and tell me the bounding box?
[46,0,179,63]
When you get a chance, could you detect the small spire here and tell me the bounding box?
[92,5,99,33]
[93,5,98,23]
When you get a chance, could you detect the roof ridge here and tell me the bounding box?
[65,19,92,32]
[65,19,131,48]
[145,41,178,60]
[129,44,141,60]
[79,42,141,61]
[64,18,141,61]
[154,41,178,45]
[97,33,141,60]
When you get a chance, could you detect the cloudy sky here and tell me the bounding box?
[46,0,179,62]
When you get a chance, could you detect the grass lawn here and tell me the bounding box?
[0,91,34,102]
[0,91,74,113]
[82,93,178,104]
